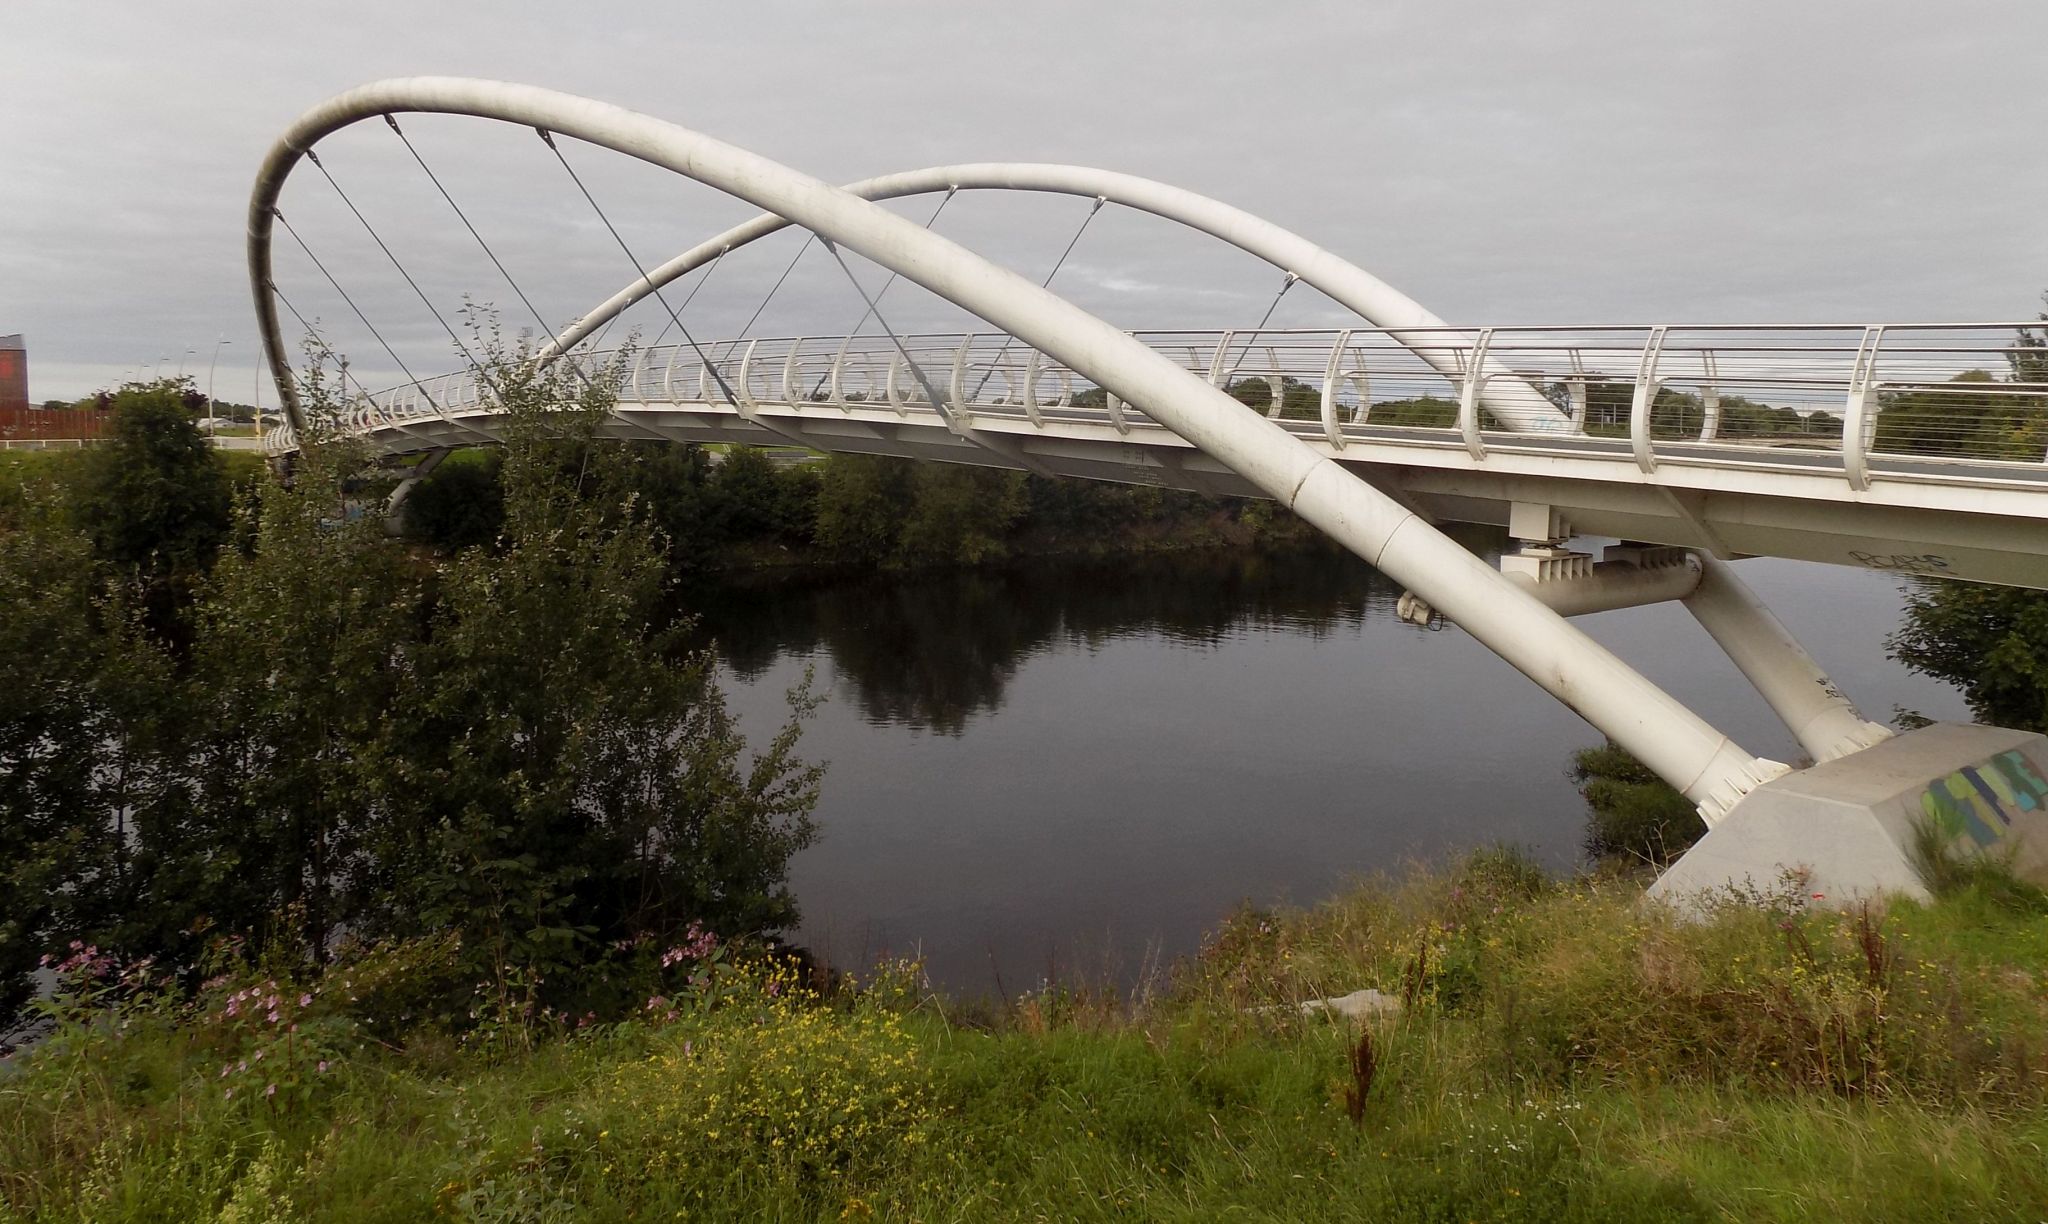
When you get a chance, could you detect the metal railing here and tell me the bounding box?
[267,322,2048,489]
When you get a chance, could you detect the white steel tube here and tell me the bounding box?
[1683,555,1892,763]
[1506,555,1705,619]
[536,163,1573,435]
[248,77,1778,817]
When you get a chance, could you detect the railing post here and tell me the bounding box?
[660,342,683,404]
[1843,325,1885,491]
[627,344,651,404]
[830,338,853,411]
[1320,329,1353,449]
[950,334,975,432]
[1629,326,1668,473]
[1021,350,1046,428]
[1698,349,1721,442]
[780,338,805,406]
[885,352,910,417]
[1565,348,1588,436]
[1206,331,1236,388]
[1458,328,1494,459]
[735,338,760,410]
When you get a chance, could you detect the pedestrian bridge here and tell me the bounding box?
[248,77,2048,898]
[272,323,2048,591]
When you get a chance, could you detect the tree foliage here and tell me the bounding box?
[1886,297,2048,732]
[0,337,821,1027]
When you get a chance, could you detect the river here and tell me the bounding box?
[697,530,1971,996]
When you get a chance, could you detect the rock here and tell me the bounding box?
[1299,988,1402,1020]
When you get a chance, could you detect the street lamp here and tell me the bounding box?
[205,336,232,438]
[175,346,197,378]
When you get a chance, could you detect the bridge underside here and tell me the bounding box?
[373,401,2048,591]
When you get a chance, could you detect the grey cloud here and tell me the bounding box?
[2,0,2043,399]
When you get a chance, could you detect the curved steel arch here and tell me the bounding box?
[541,163,1570,432]
[247,76,1781,817]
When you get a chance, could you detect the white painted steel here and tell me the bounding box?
[248,77,1784,818]
[537,163,1574,435]
[274,327,2048,590]
[1843,326,1885,492]
[1506,553,1706,618]
[1683,555,1894,764]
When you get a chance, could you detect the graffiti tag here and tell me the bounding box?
[1849,551,1952,574]
[1919,750,2048,849]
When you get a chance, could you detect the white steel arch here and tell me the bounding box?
[247,76,1783,818]
[540,163,1572,433]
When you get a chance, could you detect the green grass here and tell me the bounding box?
[6,854,2047,1221]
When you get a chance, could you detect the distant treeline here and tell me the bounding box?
[404,444,1320,569]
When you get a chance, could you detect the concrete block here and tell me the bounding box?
[1650,722,2048,906]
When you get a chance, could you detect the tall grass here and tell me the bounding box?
[5,851,2047,1221]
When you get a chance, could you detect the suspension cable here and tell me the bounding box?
[383,115,558,342]
[301,147,505,400]
[270,281,388,417]
[839,189,955,338]
[536,128,743,410]
[647,244,729,353]
[272,206,444,411]
[1225,270,1300,378]
[819,238,951,414]
[737,236,814,343]
[810,189,957,398]
[968,195,1107,402]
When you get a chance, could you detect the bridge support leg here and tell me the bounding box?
[1682,555,1893,764]
[384,447,454,537]
[1281,462,1787,822]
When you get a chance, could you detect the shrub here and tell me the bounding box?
[1571,742,1701,866]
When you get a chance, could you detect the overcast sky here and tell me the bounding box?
[4,0,2045,401]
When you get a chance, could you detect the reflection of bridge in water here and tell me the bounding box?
[248,76,2048,900]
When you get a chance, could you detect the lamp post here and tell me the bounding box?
[205,336,231,438]
[176,347,197,378]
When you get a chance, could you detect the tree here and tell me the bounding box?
[66,380,232,647]
[372,336,821,991]
[182,410,424,965]
[1888,295,2048,731]
[897,464,1027,564]
[69,379,230,579]
[405,449,506,551]
[1890,581,2048,734]
[815,454,913,562]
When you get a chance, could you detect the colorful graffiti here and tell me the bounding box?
[1918,750,2048,848]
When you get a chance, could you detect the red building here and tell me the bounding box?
[0,335,25,414]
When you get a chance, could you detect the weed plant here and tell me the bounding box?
[4,850,2047,1221]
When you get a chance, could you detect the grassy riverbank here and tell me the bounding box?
[6,852,2046,1221]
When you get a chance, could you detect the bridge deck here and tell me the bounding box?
[272,326,2048,588]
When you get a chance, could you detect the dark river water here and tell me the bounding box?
[696,531,1970,996]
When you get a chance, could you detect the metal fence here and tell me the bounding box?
[0,405,112,447]
[273,322,2048,489]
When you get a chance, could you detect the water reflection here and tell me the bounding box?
[695,528,1500,734]
[700,537,1965,997]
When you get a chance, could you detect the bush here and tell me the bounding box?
[403,449,503,550]
[1571,742,1702,867]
